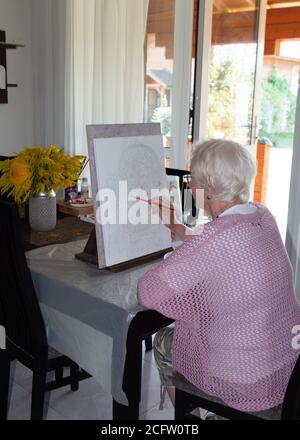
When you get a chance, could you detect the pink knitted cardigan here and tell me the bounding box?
[138,205,300,411]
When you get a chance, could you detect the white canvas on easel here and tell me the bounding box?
[87,123,172,269]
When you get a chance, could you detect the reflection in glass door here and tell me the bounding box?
[193,0,267,153]
[144,0,198,168]
[207,1,260,145]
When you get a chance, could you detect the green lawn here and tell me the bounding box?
[259,132,294,149]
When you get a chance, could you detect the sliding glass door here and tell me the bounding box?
[193,0,267,155]
[144,0,267,170]
[144,0,197,169]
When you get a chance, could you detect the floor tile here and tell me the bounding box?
[141,393,174,420]
[7,381,67,420]
[7,382,32,420]
[45,408,68,420]
[10,361,32,388]
[48,377,112,420]
[9,353,164,420]
[140,359,162,414]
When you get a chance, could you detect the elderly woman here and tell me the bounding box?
[137,139,300,416]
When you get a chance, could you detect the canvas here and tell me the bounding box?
[87,123,172,269]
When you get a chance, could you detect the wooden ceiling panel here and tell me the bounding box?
[268,0,300,8]
[212,0,300,12]
[147,0,300,59]
[213,0,257,13]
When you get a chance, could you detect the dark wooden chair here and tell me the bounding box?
[143,168,191,354]
[165,167,198,222]
[0,200,90,420]
[168,166,300,420]
[174,356,300,420]
[0,155,12,161]
[0,156,12,202]
[166,167,191,211]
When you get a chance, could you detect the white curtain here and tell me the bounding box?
[31,0,66,147]
[64,0,149,157]
[170,0,194,170]
[286,81,300,303]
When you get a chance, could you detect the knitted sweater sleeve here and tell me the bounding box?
[138,222,217,322]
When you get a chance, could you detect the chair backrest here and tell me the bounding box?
[166,167,190,190]
[166,167,191,213]
[0,200,47,356]
[166,167,198,220]
[282,354,300,419]
[0,155,13,202]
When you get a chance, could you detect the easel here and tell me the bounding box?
[77,124,180,272]
[75,227,172,272]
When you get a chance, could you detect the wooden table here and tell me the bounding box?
[23,214,93,251]
[23,215,173,420]
[57,199,94,217]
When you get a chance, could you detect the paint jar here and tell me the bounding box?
[65,185,78,201]
[80,178,89,198]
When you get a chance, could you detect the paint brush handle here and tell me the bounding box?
[137,197,176,212]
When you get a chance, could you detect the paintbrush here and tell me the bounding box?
[136,197,176,211]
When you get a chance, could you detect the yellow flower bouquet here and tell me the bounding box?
[0,146,87,231]
[0,145,84,204]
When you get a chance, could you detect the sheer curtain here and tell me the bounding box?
[31,0,66,147]
[286,83,300,303]
[64,0,149,157]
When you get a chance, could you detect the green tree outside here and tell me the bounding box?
[259,67,296,148]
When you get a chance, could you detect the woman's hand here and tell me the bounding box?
[149,197,193,241]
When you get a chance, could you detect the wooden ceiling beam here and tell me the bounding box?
[268,2,300,9]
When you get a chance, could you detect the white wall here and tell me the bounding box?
[0,0,34,156]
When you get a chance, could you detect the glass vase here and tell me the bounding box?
[29,190,57,232]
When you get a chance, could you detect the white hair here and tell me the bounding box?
[191,139,257,203]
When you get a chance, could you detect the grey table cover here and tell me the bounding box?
[26,240,162,405]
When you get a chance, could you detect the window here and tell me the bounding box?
[144,0,198,168]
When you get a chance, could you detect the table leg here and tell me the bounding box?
[112,318,144,420]
[113,311,173,420]
[112,399,139,420]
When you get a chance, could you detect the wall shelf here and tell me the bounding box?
[0,31,25,103]
[0,42,25,50]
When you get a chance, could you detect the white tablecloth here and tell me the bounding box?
[26,240,162,405]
